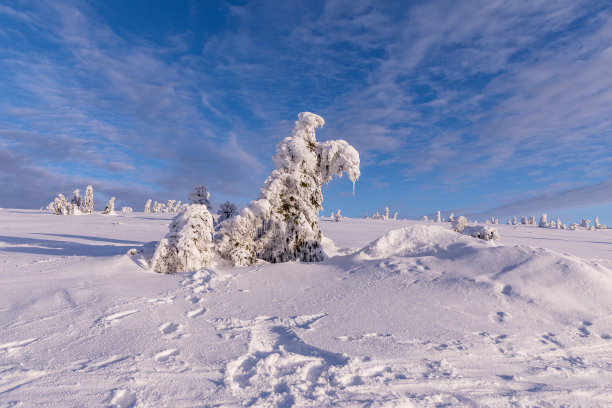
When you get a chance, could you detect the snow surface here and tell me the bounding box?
[1,210,612,407]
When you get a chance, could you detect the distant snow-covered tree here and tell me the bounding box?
[580,219,590,228]
[539,214,548,228]
[448,213,454,222]
[392,212,398,220]
[152,201,160,213]
[373,212,381,219]
[521,216,528,225]
[435,210,441,223]
[70,189,83,209]
[83,185,94,213]
[144,199,152,213]
[54,194,70,215]
[103,197,115,215]
[335,209,343,222]
[151,204,215,273]
[422,215,428,221]
[512,216,517,225]
[175,201,182,212]
[166,200,176,213]
[217,201,238,224]
[218,112,360,266]
[383,207,390,220]
[555,217,562,229]
[569,223,578,230]
[121,206,133,214]
[528,216,536,225]
[189,185,212,210]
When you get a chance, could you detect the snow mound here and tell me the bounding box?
[354,224,493,260]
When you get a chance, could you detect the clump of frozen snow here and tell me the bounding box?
[451,216,468,232]
[460,225,500,241]
[151,204,215,273]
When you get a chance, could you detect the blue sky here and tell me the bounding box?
[1,0,611,223]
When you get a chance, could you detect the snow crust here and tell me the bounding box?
[1,210,612,406]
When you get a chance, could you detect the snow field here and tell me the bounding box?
[1,210,612,406]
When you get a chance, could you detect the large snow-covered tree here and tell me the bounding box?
[218,112,360,266]
[151,204,215,273]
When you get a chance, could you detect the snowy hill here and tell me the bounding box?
[1,209,612,406]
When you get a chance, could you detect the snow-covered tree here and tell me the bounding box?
[448,213,454,222]
[539,213,548,228]
[451,216,468,232]
[462,225,500,241]
[144,199,152,213]
[121,206,133,214]
[392,212,398,220]
[151,204,215,273]
[175,201,182,212]
[152,201,160,213]
[103,197,115,215]
[217,201,238,224]
[373,212,381,219]
[521,216,527,225]
[217,112,360,266]
[189,185,212,210]
[383,207,390,220]
[528,216,535,225]
[569,223,578,230]
[335,209,343,222]
[83,185,94,213]
[512,216,517,225]
[435,210,441,223]
[422,215,428,221]
[555,217,562,229]
[70,189,83,209]
[580,219,590,228]
[166,200,175,213]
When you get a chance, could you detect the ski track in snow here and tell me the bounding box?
[2,211,612,406]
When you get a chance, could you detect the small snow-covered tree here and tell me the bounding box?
[151,204,215,273]
[435,210,441,223]
[580,219,590,228]
[556,217,562,229]
[373,212,381,219]
[539,213,548,228]
[144,199,152,213]
[121,206,133,214]
[70,189,83,208]
[189,185,212,210]
[335,209,342,222]
[152,201,160,213]
[217,201,238,224]
[448,213,454,222]
[166,200,175,213]
[512,216,517,225]
[392,212,398,220]
[175,201,182,212]
[54,194,70,215]
[83,185,94,213]
[520,216,527,225]
[528,216,535,225]
[103,197,115,215]
[383,207,390,220]
[218,112,360,266]
[569,223,578,230]
[451,216,468,232]
[45,201,55,213]
[422,215,428,221]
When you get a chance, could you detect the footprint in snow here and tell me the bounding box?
[159,322,180,335]
[109,388,136,408]
[155,349,179,363]
[187,307,206,318]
